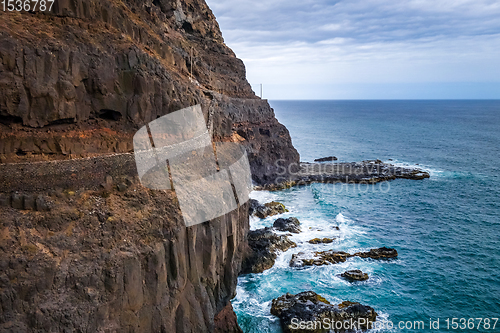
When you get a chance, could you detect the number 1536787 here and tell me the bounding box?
[2,0,55,12]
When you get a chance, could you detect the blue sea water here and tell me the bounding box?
[233,100,500,332]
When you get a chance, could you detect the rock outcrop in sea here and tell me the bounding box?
[0,0,300,331]
[341,270,369,282]
[241,227,296,274]
[249,200,289,219]
[289,247,398,268]
[271,291,378,333]
[273,217,301,233]
[257,160,430,191]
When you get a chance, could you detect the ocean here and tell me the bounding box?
[233,100,500,332]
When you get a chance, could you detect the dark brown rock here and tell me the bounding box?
[354,247,398,259]
[290,250,352,268]
[271,291,378,333]
[10,192,23,209]
[314,156,338,162]
[262,161,430,190]
[23,194,35,210]
[0,193,9,207]
[0,1,299,185]
[0,0,302,331]
[341,269,369,281]
[308,237,334,244]
[0,184,250,332]
[273,217,301,233]
[290,247,398,268]
[253,201,288,219]
[214,302,243,333]
[241,227,296,274]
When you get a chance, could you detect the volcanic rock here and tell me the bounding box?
[341,270,369,281]
[253,201,288,219]
[354,247,398,259]
[273,217,301,233]
[290,250,351,268]
[308,238,334,244]
[241,227,296,274]
[271,291,377,333]
[314,156,338,162]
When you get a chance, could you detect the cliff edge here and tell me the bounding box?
[0,0,299,332]
[0,0,299,184]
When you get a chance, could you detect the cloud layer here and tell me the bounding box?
[206,0,500,98]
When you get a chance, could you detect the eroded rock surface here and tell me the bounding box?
[0,0,301,331]
[258,160,430,190]
[271,291,378,333]
[290,247,398,268]
[290,250,351,267]
[273,217,301,234]
[314,156,337,162]
[354,247,398,259]
[0,181,249,332]
[308,237,335,244]
[241,227,296,274]
[252,201,288,219]
[341,270,369,282]
[0,0,299,185]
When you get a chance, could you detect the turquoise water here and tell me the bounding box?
[233,100,500,332]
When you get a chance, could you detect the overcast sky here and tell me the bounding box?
[205,0,500,99]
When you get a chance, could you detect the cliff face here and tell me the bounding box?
[0,0,299,184]
[0,184,248,332]
[0,0,299,332]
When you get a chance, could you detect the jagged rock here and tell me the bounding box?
[271,291,377,333]
[290,247,398,268]
[248,199,261,215]
[253,201,288,219]
[0,1,299,185]
[354,247,398,259]
[290,250,351,267]
[314,156,338,162]
[241,227,296,274]
[116,183,128,192]
[0,0,301,331]
[264,161,430,190]
[0,184,250,332]
[308,238,334,244]
[273,217,301,233]
[214,302,243,333]
[341,270,369,281]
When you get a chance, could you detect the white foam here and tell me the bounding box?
[336,212,347,223]
[249,190,277,203]
[386,159,444,178]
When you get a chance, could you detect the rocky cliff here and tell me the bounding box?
[0,0,299,184]
[0,0,299,332]
[0,183,248,332]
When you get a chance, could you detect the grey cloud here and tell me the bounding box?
[206,0,500,98]
[208,0,500,44]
